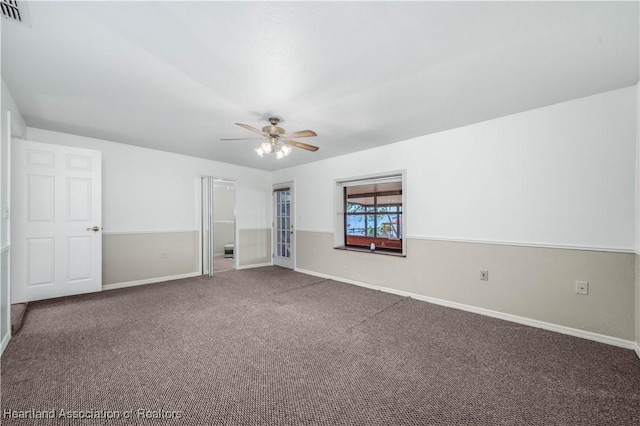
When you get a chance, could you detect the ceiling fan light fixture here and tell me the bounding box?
[224,116,319,159]
[261,141,273,154]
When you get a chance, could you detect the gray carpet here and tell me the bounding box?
[213,256,235,273]
[1,266,639,425]
[10,303,28,335]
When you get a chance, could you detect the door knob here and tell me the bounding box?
[87,226,101,232]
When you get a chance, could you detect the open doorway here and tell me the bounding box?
[201,177,236,276]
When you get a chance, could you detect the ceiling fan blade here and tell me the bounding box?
[235,123,266,136]
[286,139,319,152]
[220,137,265,141]
[283,129,317,138]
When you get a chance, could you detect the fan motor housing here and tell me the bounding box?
[262,125,285,136]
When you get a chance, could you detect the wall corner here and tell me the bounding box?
[635,83,640,350]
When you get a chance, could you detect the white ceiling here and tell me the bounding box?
[3,1,638,171]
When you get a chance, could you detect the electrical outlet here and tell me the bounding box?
[480,270,489,281]
[575,281,589,295]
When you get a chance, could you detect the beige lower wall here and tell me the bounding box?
[636,255,640,348]
[238,228,271,267]
[1,248,9,340]
[103,232,199,285]
[297,231,635,341]
[213,222,235,256]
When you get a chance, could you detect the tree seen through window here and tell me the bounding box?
[344,181,402,251]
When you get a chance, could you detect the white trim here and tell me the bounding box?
[272,181,295,270]
[6,113,12,246]
[296,268,637,351]
[102,229,198,235]
[237,262,272,270]
[334,170,407,257]
[635,82,639,257]
[293,230,634,254]
[635,343,640,360]
[340,174,402,187]
[102,272,200,291]
[335,170,406,185]
[273,181,292,191]
[0,331,10,357]
[296,229,333,234]
[406,236,634,254]
[199,176,238,277]
[5,114,13,353]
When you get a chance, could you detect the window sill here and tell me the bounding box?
[334,246,406,257]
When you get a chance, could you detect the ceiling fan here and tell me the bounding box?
[222,116,319,159]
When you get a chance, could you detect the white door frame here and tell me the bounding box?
[200,176,213,276]
[272,181,294,269]
[0,111,13,356]
[200,176,237,276]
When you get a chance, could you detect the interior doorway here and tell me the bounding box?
[12,140,102,302]
[201,177,236,276]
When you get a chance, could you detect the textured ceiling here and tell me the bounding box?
[3,1,638,171]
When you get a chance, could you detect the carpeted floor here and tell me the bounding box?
[213,256,235,273]
[10,303,28,335]
[1,266,639,425]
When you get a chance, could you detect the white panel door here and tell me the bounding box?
[273,185,294,269]
[12,141,102,303]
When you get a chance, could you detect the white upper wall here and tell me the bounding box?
[273,86,638,252]
[8,85,638,251]
[23,128,271,232]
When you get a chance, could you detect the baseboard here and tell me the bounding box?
[635,343,640,359]
[102,272,201,291]
[237,262,272,270]
[0,331,10,357]
[296,268,637,351]
[102,229,198,235]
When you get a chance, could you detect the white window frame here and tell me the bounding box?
[334,170,407,256]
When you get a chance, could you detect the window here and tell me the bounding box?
[336,173,405,254]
